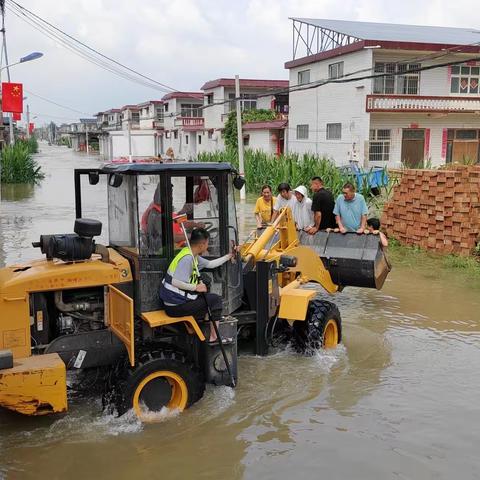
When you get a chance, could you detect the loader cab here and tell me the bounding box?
[74,162,243,314]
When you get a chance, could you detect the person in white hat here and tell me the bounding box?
[292,185,314,231]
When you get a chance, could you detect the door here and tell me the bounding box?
[108,285,135,366]
[190,132,197,158]
[402,129,425,167]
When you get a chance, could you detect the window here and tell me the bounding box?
[455,129,478,140]
[228,93,257,112]
[373,62,420,94]
[131,112,140,124]
[198,135,202,145]
[450,65,480,94]
[138,175,163,256]
[206,93,213,105]
[170,175,221,256]
[108,175,138,248]
[208,130,213,140]
[369,129,391,162]
[296,124,309,139]
[185,134,189,145]
[326,123,342,140]
[243,135,250,146]
[181,103,201,118]
[298,69,310,85]
[173,130,178,140]
[164,103,169,113]
[328,61,344,79]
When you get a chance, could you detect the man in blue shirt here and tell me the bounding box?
[333,182,368,233]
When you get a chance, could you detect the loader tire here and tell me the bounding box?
[293,299,342,354]
[112,348,205,419]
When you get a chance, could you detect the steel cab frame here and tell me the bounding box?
[73,162,242,315]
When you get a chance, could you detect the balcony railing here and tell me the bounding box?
[174,117,204,128]
[366,95,480,113]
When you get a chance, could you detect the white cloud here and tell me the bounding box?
[4,0,480,125]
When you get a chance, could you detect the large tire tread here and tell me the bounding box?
[292,299,342,354]
[109,345,205,416]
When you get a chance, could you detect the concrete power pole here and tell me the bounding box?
[26,104,30,139]
[127,115,132,162]
[0,2,14,145]
[235,75,245,200]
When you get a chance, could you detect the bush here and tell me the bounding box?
[17,137,39,154]
[1,142,44,184]
[224,110,277,150]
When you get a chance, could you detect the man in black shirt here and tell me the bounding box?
[306,176,336,234]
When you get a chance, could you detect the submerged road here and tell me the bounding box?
[1,144,479,479]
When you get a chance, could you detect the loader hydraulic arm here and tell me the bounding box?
[240,208,338,294]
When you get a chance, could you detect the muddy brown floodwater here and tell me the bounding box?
[1,144,480,479]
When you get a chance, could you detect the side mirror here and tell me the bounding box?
[233,175,245,190]
[108,173,123,188]
[88,172,99,185]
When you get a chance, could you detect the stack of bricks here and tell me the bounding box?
[382,165,480,256]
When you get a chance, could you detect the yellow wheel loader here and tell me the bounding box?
[0,162,390,419]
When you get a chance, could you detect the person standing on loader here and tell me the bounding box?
[306,176,336,234]
[159,228,234,342]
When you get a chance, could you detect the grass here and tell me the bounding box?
[388,237,480,279]
[0,140,44,184]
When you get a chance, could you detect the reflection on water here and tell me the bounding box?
[1,144,480,479]
[0,183,35,202]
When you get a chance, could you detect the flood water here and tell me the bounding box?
[1,144,480,479]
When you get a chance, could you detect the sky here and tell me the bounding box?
[4,0,480,127]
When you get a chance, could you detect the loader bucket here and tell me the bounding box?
[298,231,391,289]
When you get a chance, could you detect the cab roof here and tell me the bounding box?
[100,162,235,174]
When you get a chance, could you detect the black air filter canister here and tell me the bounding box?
[299,231,391,289]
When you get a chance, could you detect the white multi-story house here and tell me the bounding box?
[199,78,289,154]
[286,18,480,167]
[97,102,164,160]
[161,92,204,159]
[69,118,99,152]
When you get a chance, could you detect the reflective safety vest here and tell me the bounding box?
[159,247,199,305]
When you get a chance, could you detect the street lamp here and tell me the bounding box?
[1,51,43,72]
[0,51,43,145]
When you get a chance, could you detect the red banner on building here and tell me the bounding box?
[2,82,23,113]
[29,123,35,134]
[13,112,21,121]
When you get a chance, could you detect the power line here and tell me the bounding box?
[24,112,80,121]
[5,3,173,93]
[6,0,177,93]
[161,47,480,119]
[25,89,91,116]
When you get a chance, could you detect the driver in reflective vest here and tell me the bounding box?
[159,228,234,342]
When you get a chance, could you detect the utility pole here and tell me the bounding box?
[1,1,14,145]
[85,128,89,155]
[127,113,132,162]
[26,104,30,139]
[235,75,245,200]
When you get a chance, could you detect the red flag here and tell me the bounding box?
[29,123,35,134]
[2,82,23,113]
[13,112,21,121]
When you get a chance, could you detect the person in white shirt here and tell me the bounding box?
[292,185,314,231]
[271,182,297,222]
